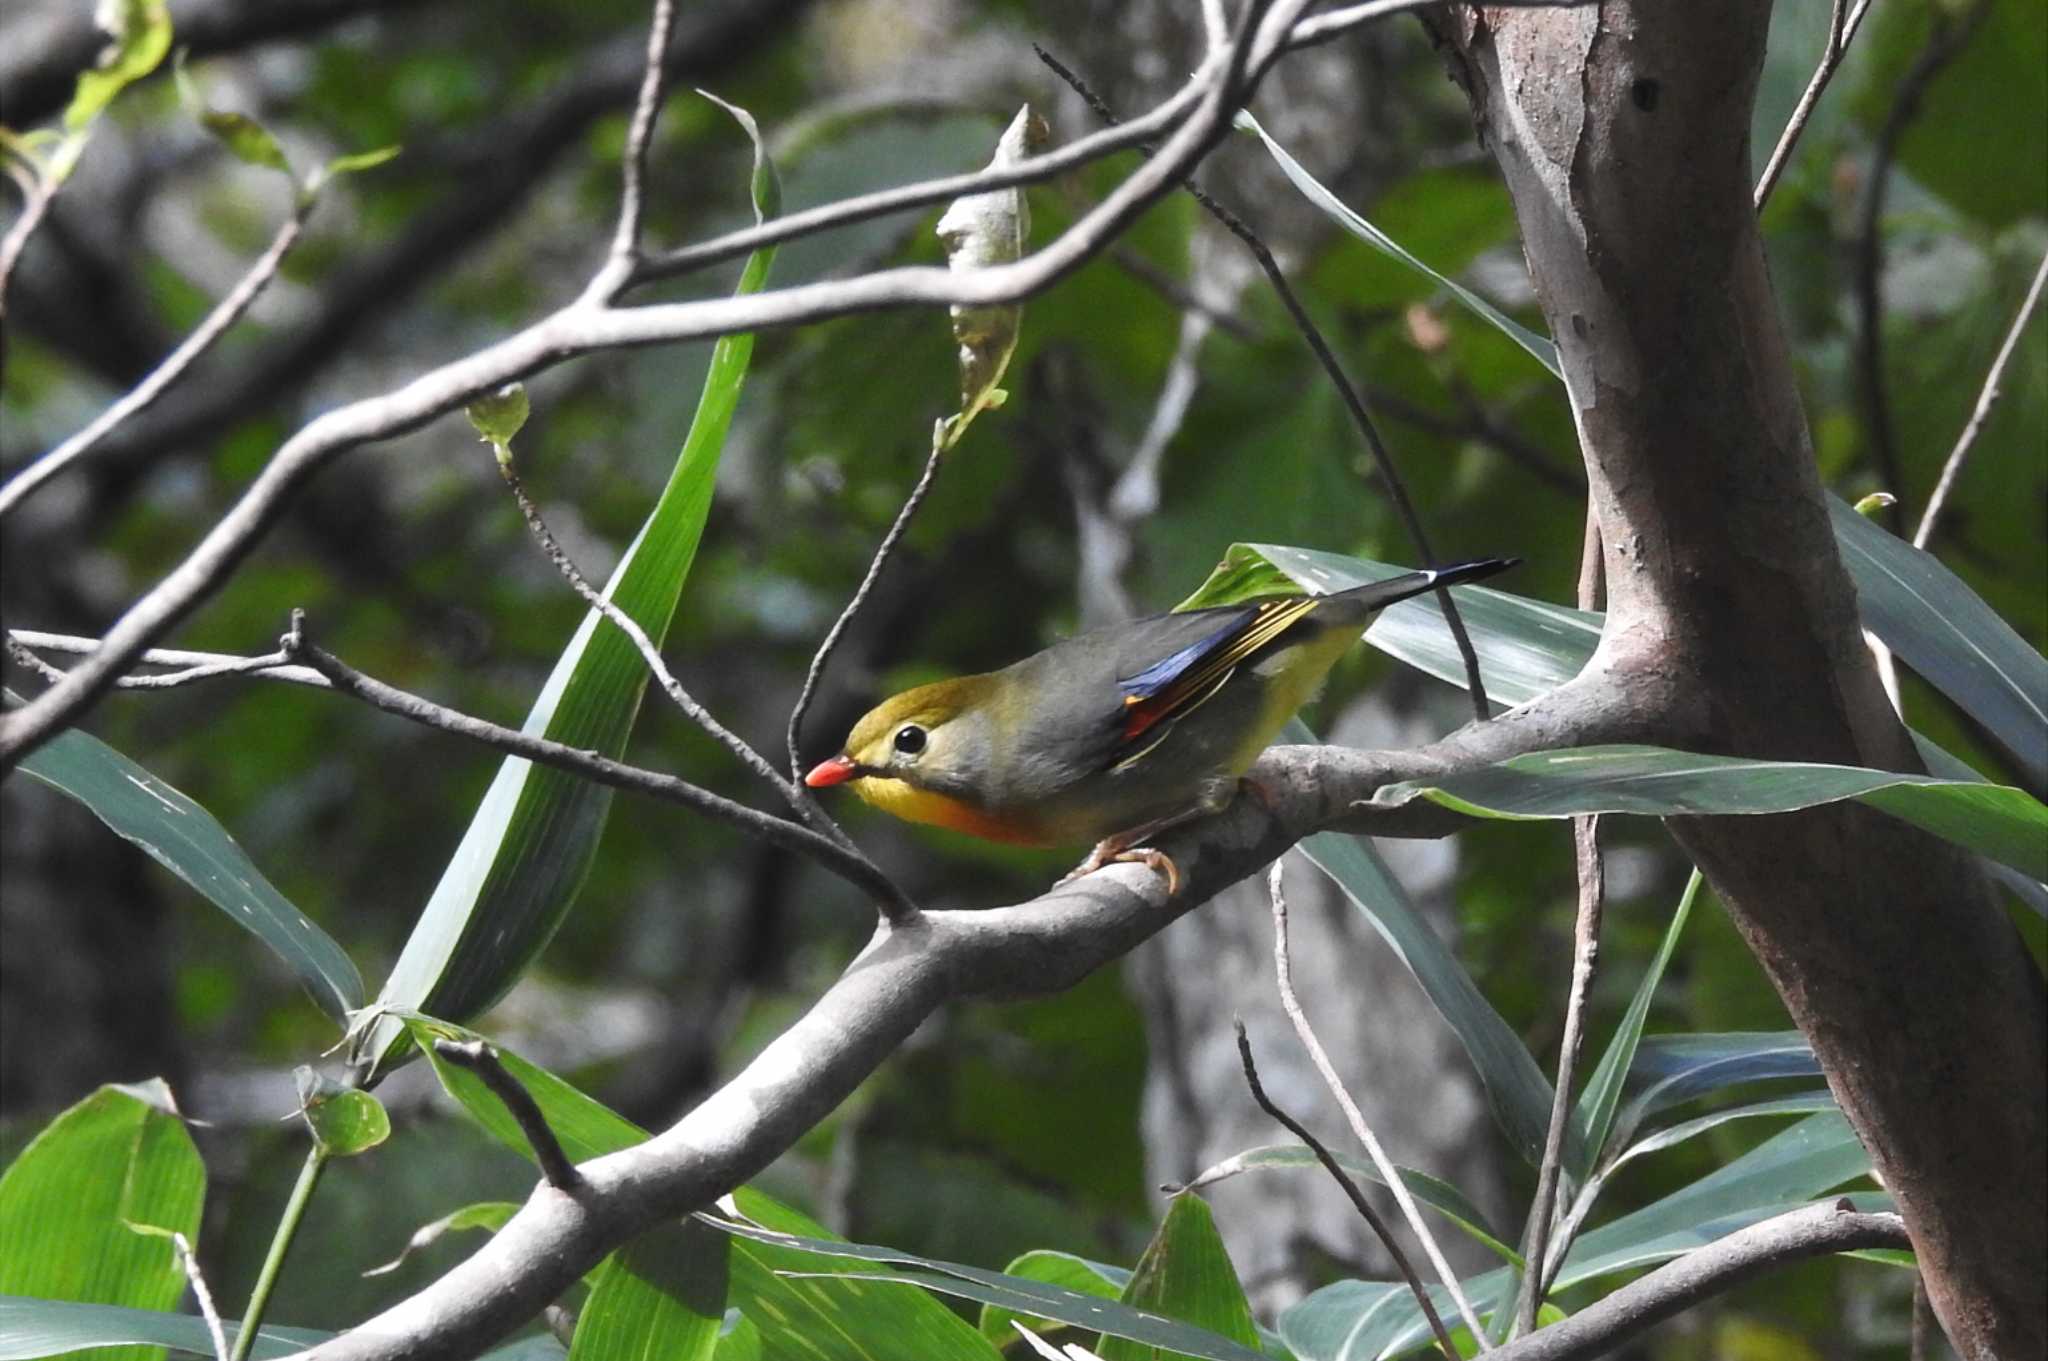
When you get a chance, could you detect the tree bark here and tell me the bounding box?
[1432,4,2047,1354]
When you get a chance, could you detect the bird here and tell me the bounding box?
[804,557,1516,894]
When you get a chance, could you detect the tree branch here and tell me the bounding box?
[276,615,916,919]
[1752,0,1875,211]
[283,670,1624,1361]
[1485,1204,1908,1361]
[0,193,313,518]
[431,1040,584,1193]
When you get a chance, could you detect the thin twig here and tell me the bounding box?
[432,1039,584,1192]
[1035,44,1494,720]
[495,455,849,845]
[1513,815,1604,1334]
[785,437,945,779]
[1284,0,1593,51]
[163,1231,231,1361]
[1753,0,1876,212]
[0,175,60,364]
[278,612,918,919]
[1910,1273,1935,1361]
[1914,246,2048,549]
[608,0,678,270]
[1269,859,1493,1346]
[1854,0,1991,530]
[1233,1019,1459,1361]
[7,630,331,689]
[0,199,313,519]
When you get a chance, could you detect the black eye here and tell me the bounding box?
[893,725,927,755]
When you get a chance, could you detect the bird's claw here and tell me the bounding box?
[1058,842,1184,897]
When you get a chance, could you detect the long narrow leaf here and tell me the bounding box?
[1277,1114,1877,1360]
[1297,826,1560,1167]
[1829,497,2048,788]
[1373,745,2048,881]
[570,1221,725,1361]
[1237,111,1560,378]
[0,1298,328,1361]
[15,725,363,1021]
[1567,870,1702,1178]
[704,1216,1263,1361]
[359,99,781,1074]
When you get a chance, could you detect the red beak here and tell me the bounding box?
[804,755,860,788]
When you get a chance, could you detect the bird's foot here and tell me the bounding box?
[1058,841,1184,897]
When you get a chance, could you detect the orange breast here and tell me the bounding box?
[848,776,1054,846]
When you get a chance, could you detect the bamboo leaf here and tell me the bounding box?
[15,722,362,1022]
[356,97,781,1075]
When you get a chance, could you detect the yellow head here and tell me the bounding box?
[804,676,1041,843]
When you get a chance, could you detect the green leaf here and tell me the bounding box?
[1295,821,1559,1167]
[1372,744,2048,882]
[357,95,781,1076]
[1616,1032,1822,1133]
[14,723,363,1022]
[1237,110,1559,379]
[1180,1146,1518,1267]
[1180,544,1599,710]
[1095,1196,1258,1361]
[405,1018,647,1165]
[712,1190,1004,1361]
[363,1201,518,1277]
[1827,497,2048,789]
[1568,870,1702,1179]
[1278,1115,1879,1360]
[467,384,531,458]
[0,1298,328,1361]
[570,1221,726,1361]
[64,0,172,133]
[291,1068,389,1158]
[308,145,401,194]
[0,1083,205,1361]
[173,51,293,183]
[977,1252,1127,1351]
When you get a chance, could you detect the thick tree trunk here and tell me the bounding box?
[1433,4,2047,1354]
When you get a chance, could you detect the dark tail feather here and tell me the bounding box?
[1322,556,1519,618]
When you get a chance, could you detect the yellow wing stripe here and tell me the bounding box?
[1120,595,1320,740]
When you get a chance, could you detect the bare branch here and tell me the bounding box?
[0,0,1314,772]
[1268,857,1492,1346]
[0,197,312,519]
[1233,1018,1457,1360]
[7,630,330,689]
[0,175,61,362]
[166,1230,230,1361]
[608,0,679,269]
[1913,246,2048,549]
[1513,815,1603,1334]
[431,1039,584,1192]
[1485,1204,1908,1361]
[277,613,917,919]
[1753,0,1875,211]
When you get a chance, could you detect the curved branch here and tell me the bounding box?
[288,673,1625,1361]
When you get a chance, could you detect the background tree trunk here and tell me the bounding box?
[1433,4,2047,1353]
